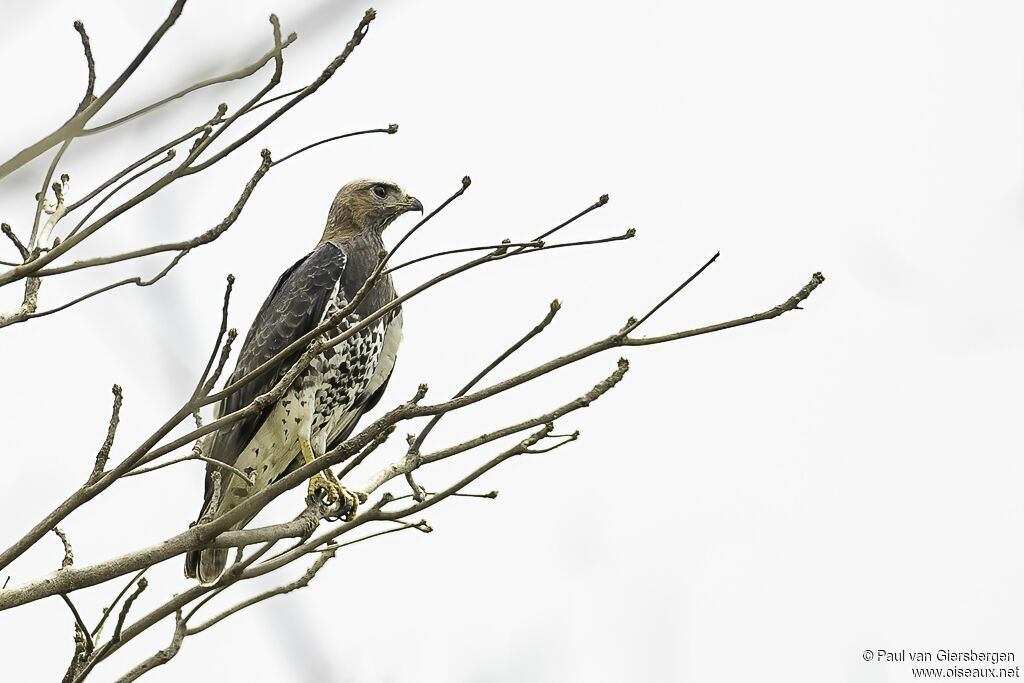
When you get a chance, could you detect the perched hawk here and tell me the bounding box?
[185,179,421,585]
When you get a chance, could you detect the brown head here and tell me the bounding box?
[320,179,422,245]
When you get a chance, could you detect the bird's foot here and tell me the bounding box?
[307,469,361,521]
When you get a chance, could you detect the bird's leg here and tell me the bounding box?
[300,436,361,521]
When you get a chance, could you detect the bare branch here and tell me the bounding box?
[270,124,398,168]
[112,577,148,644]
[24,249,191,320]
[18,148,268,323]
[2,223,29,260]
[408,298,562,459]
[92,569,148,640]
[43,149,270,278]
[523,192,609,246]
[249,426,575,578]
[383,240,544,275]
[623,251,720,334]
[113,610,185,683]
[88,385,123,483]
[54,527,74,569]
[59,594,93,656]
[65,108,219,215]
[422,359,626,466]
[624,272,826,346]
[30,144,72,247]
[0,0,187,180]
[82,30,298,135]
[337,423,397,481]
[194,275,235,399]
[180,15,287,167]
[242,87,304,115]
[185,549,333,637]
[77,542,279,680]
[364,358,627,495]
[207,504,325,550]
[61,618,91,683]
[63,150,178,241]
[0,275,41,328]
[186,9,378,173]
[123,448,252,482]
[0,267,823,601]
[200,329,239,399]
[318,519,433,553]
[387,175,471,260]
[72,21,97,115]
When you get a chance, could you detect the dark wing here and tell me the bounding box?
[200,242,347,498]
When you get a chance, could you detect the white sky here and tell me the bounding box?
[1,1,1022,681]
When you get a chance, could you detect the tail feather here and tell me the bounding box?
[184,491,260,585]
[184,547,229,586]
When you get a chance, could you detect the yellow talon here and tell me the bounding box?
[301,437,358,520]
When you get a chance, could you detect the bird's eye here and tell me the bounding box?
[372,185,387,199]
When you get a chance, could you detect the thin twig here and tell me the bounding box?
[83,30,298,135]
[124,450,253,483]
[270,124,398,168]
[336,424,396,481]
[0,0,187,180]
[387,175,471,261]
[26,250,191,320]
[377,491,497,506]
[408,298,562,458]
[383,241,544,274]
[242,87,303,115]
[54,147,267,274]
[111,577,148,643]
[2,223,28,260]
[179,15,287,166]
[89,385,123,483]
[65,106,222,214]
[201,329,239,398]
[194,275,235,399]
[59,594,94,655]
[367,358,628,495]
[64,150,177,240]
[624,272,827,346]
[113,610,186,683]
[316,518,433,553]
[28,149,270,318]
[78,542,279,681]
[29,143,71,247]
[53,527,74,569]
[72,21,96,115]
[0,276,40,328]
[521,193,609,248]
[623,251,720,333]
[92,568,147,640]
[186,550,334,636]
[184,9,377,174]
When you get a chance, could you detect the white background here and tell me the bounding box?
[1,1,1022,681]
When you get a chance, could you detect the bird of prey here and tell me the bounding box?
[185,179,421,585]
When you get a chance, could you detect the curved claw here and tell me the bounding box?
[307,471,359,521]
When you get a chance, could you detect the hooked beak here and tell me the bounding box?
[405,195,423,214]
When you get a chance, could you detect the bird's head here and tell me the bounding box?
[321,179,422,243]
